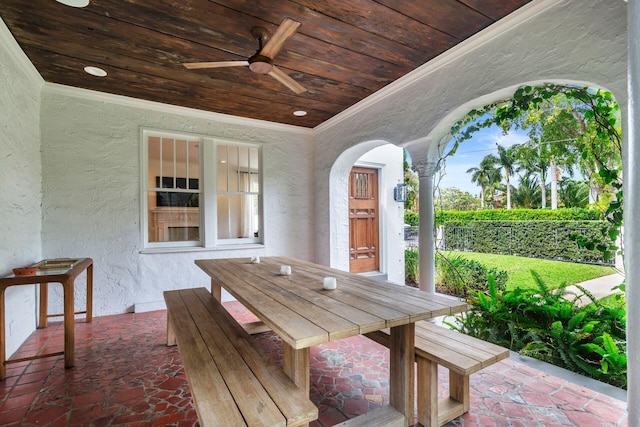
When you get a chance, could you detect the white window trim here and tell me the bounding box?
[140,128,263,251]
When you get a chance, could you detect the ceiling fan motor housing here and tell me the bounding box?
[248,54,274,74]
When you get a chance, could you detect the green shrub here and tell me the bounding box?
[405,248,419,286]
[448,273,627,388]
[435,253,507,297]
[435,253,467,294]
[405,250,508,295]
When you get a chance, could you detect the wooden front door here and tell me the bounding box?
[349,167,379,273]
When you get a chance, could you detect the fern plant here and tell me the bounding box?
[449,271,627,389]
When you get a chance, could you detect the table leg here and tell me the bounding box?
[283,344,310,393]
[86,263,93,322]
[63,279,75,369]
[166,311,177,346]
[0,287,5,380]
[211,279,221,302]
[38,283,48,328]
[389,323,415,427]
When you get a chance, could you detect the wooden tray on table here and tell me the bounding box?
[33,258,81,271]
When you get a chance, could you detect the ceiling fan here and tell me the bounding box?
[183,18,306,94]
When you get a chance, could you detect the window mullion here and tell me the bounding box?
[226,145,230,192]
[237,147,241,192]
[173,139,177,189]
[159,137,162,187]
[202,139,216,246]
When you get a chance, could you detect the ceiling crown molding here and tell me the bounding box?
[0,17,44,90]
[313,0,562,135]
[42,83,313,135]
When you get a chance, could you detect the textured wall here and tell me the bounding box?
[39,88,314,314]
[0,19,43,357]
[312,0,628,267]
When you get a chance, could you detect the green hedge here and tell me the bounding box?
[404,211,419,226]
[444,220,612,264]
[435,208,599,226]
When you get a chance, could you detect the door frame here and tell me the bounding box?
[351,161,386,274]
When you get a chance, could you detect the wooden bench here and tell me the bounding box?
[164,287,318,427]
[333,406,405,427]
[365,321,509,427]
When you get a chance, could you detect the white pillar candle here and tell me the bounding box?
[280,265,292,275]
[323,277,337,290]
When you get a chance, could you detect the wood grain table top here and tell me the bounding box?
[195,256,468,350]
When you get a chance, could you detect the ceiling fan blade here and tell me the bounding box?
[268,66,306,94]
[260,18,301,59]
[183,60,249,70]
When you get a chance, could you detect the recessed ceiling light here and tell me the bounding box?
[84,66,107,77]
[293,110,307,117]
[56,0,90,7]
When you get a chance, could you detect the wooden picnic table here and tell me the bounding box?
[195,256,468,426]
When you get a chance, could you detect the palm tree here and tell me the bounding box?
[466,168,488,208]
[466,156,501,208]
[558,178,590,208]
[516,140,551,208]
[494,144,520,209]
[512,173,541,208]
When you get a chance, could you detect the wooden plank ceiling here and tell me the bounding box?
[1,0,531,127]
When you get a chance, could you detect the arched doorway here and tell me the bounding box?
[348,165,380,273]
[329,142,405,283]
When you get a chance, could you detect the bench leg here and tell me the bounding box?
[417,357,438,427]
[417,362,470,427]
[283,344,310,427]
[450,371,470,414]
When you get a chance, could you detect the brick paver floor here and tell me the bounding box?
[0,301,627,426]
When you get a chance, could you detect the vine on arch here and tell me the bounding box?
[441,83,623,262]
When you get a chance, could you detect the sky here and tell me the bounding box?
[435,125,530,196]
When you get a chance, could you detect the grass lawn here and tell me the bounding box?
[443,250,617,290]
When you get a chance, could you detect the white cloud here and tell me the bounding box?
[495,131,529,148]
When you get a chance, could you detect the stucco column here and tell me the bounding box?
[414,161,440,293]
[626,0,639,424]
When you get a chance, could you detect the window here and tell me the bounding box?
[141,130,262,249]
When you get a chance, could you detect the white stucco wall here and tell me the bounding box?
[39,86,315,315]
[0,19,44,357]
[312,0,628,267]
